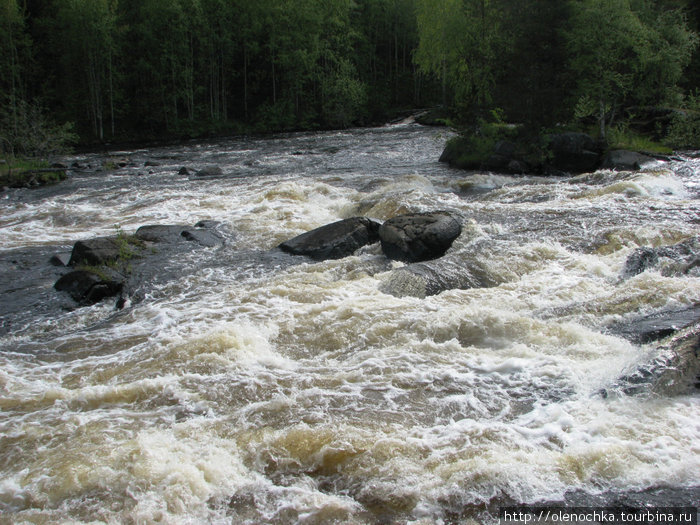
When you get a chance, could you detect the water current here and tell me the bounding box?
[0,123,698,523]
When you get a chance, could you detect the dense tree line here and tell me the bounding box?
[2,0,423,148]
[1,0,698,152]
[415,0,698,138]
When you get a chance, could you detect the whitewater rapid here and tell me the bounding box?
[0,124,698,523]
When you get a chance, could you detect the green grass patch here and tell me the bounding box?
[0,158,67,188]
[608,128,673,155]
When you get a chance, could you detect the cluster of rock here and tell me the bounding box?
[604,237,700,396]
[440,131,666,175]
[278,212,462,264]
[54,212,464,307]
[53,222,223,306]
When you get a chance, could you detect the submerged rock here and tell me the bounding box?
[49,252,72,267]
[622,237,700,279]
[134,224,222,247]
[380,254,497,298]
[621,246,659,278]
[379,212,462,263]
[603,320,700,397]
[279,217,381,261]
[195,166,223,178]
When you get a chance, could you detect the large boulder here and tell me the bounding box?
[601,150,655,171]
[379,212,462,263]
[279,217,381,260]
[547,132,603,173]
[56,221,227,308]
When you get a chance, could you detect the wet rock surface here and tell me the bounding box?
[279,217,381,260]
[622,237,700,278]
[380,254,497,298]
[609,304,700,344]
[134,224,223,247]
[604,320,700,397]
[379,212,462,263]
[54,222,225,307]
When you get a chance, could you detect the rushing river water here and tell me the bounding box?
[0,123,698,523]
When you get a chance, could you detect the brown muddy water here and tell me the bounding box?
[0,123,698,523]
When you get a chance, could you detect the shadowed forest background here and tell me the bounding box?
[1,0,700,155]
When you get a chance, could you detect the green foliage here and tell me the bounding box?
[2,0,698,145]
[608,124,673,155]
[53,0,118,140]
[565,0,698,139]
[415,0,501,118]
[442,114,522,169]
[75,264,113,282]
[665,91,700,149]
[0,99,77,158]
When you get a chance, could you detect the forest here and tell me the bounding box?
[1,0,700,157]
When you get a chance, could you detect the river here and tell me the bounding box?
[0,123,698,523]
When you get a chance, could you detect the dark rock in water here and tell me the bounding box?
[379,212,461,263]
[195,166,223,178]
[622,247,659,278]
[481,141,529,174]
[54,270,123,305]
[438,134,534,174]
[134,225,188,243]
[178,167,190,175]
[144,160,160,167]
[603,320,699,397]
[609,304,700,344]
[68,237,123,266]
[279,217,381,261]
[622,237,700,279]
[134,224,222,247]
[547,132,603,173]
[601,150,655,171]
[50,253,72,267]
